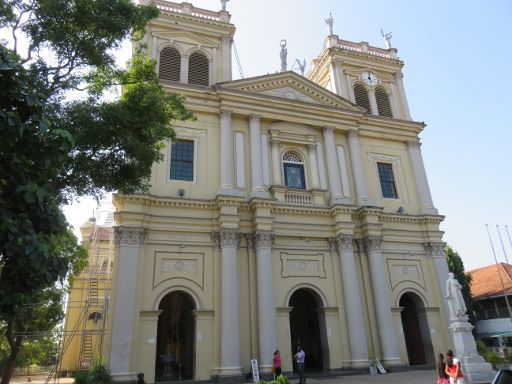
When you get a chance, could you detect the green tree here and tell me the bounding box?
[0,1,194,382]
[445,245,480,325]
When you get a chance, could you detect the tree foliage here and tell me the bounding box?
[445,244,480,325]
[0,1,194,382]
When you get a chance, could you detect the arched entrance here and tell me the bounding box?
[155,291,195,381]
[289,288,325,371]
[399,292,434,365]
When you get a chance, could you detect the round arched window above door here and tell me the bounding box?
[283,151,306,189]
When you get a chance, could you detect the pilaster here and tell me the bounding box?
[406,141,438,215]
[270,139,283,185]
[363,235,402,365]
[335,234,370,367]
[180,54,189,84]
[346,130,371,206]
[249,115,265,196]
[110,227,147,382]
[323,126,344,204]
[368,87,378,116]
[219,228,242,376]
[219,110,235,194]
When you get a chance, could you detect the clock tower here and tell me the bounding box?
[307,33,412,120]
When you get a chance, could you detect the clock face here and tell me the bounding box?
[362,72,378,86]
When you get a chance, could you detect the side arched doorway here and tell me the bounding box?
[155,291,195,381]
[289,288,326,371]
[399,292,435,365]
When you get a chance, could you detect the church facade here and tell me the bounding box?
[106,1,452,382]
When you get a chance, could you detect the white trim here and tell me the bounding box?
[167,127,205,184]
[367,152,409,203]
[235,132,245,189]
[336,146,351,198]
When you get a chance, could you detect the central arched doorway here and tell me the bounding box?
[400,292,434,365]
[155,291,195,381]
[289,288,325,371]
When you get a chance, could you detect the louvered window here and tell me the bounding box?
[159,47,181,82]
[354,83,371,113]
[375,86,393,118]
[283,151,306,190]
[188,52,209,86]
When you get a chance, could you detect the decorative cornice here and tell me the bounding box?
[336,234,354,252]
[219,228,240,248]
[114,226,147,246]
[364,236,382,253]
[255,230,273,249]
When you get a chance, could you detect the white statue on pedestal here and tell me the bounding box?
[446,272,467,319]
[280,39,287,72]
[380,28,393,49]
[445,272,496,382]
[325,13,334,35]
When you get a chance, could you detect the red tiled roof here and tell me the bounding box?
[467,263,512,300]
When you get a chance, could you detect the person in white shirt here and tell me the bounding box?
[294,347,306,384]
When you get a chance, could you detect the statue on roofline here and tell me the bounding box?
[325,12,334,35]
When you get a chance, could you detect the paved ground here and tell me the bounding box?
[10,370,441,384]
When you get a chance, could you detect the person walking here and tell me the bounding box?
[445,350,464,384]
[295,346,306,384]
[273,349,282,379]
[437,353,450,384]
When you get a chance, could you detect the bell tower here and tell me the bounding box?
[307,32,412,120]
[142,1,236,85]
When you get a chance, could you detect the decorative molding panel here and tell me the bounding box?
[154,251,204,289]
[387,258,425,290]
[280,252,326,278]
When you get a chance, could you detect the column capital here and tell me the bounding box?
[219,110,232,119]
[323,126,334,134]
[219,228,240,248]
[406,140,421,149]
[307,142,318,150]
[270,138,281,145]
[212,232,221,250]
[248,114,261,123]
[364,236,382,252]
[180,53,190,59]
[329,238,338,253]
[347,129,359,139]
[336,233,354,251]
[394,71,404,80]
[255,230,273,249]
[424,242,446,257]
[114,226,147,246]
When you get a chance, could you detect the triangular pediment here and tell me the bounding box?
[217,71,363,111]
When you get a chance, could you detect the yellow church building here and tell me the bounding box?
[63,1,453,382]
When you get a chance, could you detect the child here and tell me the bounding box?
[445,350,464,384]
[437,353,449,384]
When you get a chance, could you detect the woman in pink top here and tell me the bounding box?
[272,350,282,379]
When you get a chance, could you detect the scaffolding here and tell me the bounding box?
[47,204,115,382]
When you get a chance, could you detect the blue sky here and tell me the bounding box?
[64,0,512,271]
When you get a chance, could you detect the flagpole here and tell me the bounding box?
[505,225,512,251]
[486,224,512,319]
[497,225,510,264]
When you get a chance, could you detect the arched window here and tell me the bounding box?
[353,83,371,113]
[283,151,306,190]
[375,86,393,118]
[159,47,181,82]
[188,51,209,86]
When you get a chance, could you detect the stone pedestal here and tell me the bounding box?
[449,316,495,383]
